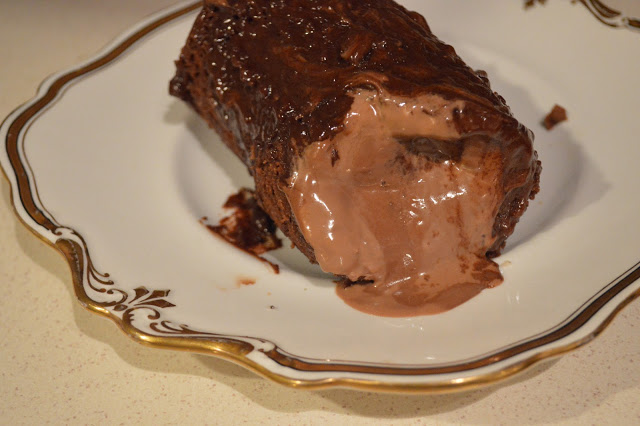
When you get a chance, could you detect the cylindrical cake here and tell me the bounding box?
[170,0,541,316]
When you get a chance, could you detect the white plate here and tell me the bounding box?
[2,0,639,392]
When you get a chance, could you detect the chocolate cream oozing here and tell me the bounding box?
[284,90,504,317]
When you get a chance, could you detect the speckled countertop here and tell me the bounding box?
[1,1,639,424]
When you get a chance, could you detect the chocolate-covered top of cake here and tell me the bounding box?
[173,0,523,141]
[171,0,537,260]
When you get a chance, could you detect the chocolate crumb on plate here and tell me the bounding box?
[543,104,568,130]
[237,277,257,286]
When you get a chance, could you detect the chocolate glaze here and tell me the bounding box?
[171,0,541,315]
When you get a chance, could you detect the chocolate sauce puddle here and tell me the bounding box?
[336,259,502,317]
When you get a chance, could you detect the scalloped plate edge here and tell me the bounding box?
[1,0,640,393]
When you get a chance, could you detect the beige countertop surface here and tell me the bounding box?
[1,1,639,424]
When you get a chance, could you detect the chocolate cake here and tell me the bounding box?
[170,0,541,316]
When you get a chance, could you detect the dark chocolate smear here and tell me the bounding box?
[205,188,282,273]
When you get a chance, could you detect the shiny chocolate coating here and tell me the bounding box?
[170,0,541,264]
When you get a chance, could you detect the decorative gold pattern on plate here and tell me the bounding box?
[1,0,640,393]
[580,0,640,31]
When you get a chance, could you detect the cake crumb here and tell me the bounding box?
[237,276,256,286]
[542,104,568,130]
[500,260,513,268]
